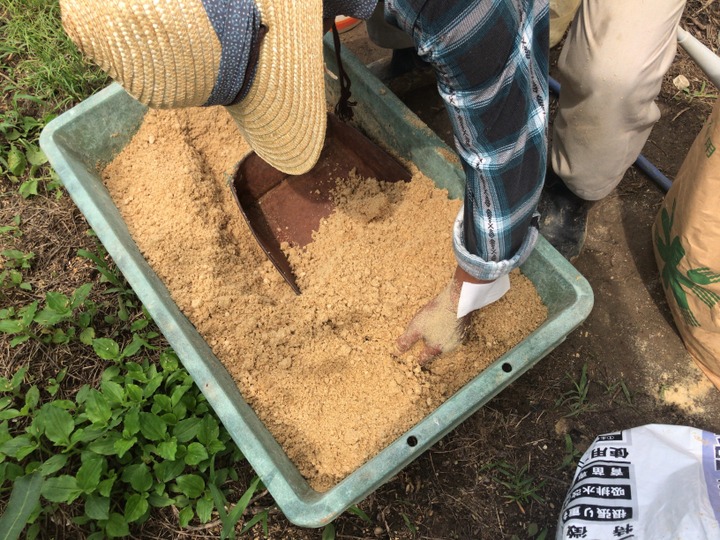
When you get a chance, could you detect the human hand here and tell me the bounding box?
[396,266,510,365]
[396,277,468,365]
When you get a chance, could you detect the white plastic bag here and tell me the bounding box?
[557,424,720,539]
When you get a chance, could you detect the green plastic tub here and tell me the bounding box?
[40,36,593,528]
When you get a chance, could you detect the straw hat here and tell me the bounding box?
[60,0,326,175]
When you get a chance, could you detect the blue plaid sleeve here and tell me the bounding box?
[386,0,549,281]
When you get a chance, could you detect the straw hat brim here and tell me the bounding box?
[224,0,327,175]
[60,0,327,176]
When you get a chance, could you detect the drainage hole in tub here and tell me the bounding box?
[407,436,418,447]
[502,362,512,373]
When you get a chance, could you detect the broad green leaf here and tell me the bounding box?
[197,416,219,446]
[49,399,74,410]
[98,477,115,498]
[121,335,144,359]
[160,412,178,425]
[104,513,129,538]
[124,493,149,523]
[184,442,208,466]
[122,407,140,437]
[45,292,70,313]
[154,460,185,483]
[173,417,201,443]
[38,404,74,446]
[125,384,143,403]
[122,463,153,493]
[51,328,70,345]
[0,320,24,334]
[38,454,68,477]
[25,146,47,167]
[70,426,104,445]
[33,306,69,326]
[88,432,123,456]
[114,437,136,459]
[19,301,36,320]
[77,453,104,492]
[0,421,12,445]
[172,401,188,420]
[41,475,82,503]
[152,394,172,414]
[8,335,30,347]
[7,145,26,176]
[23,385,40,411]
[159,351,179,372]
[78,312,91,329]
[84,389,112,426]
[102,365,121,382]
[170,383,193,408]
[70,283,93,309]
[79,327,95,346]
[130,317,149,332]
[18,179,38,199]
[0,472,43,540]
[196,497,214,524]
[101,380,125,405]
[148,493,175,508]
[175,474,205,499]
[0,435,38,460]
[139,412,167,441]
[85,494,110,520]
[207,439,226,455]
[124,362,147,383]
[0,409,22,421]
[0,463,24,484]
[93,338,120,361]
[143,374,163,398]
[178,506,194,528]
[156,439,177,461]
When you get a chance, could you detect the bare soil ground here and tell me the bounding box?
[1,2,719,539]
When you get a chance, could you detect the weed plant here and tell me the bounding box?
[1,0,107,198]
[0,243,269,538]
[0,3,278,536]
[483,461,546,514]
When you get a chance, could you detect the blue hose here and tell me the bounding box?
[548,75,672,192]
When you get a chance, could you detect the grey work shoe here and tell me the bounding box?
[538,169,594,261]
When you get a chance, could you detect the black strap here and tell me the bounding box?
[332,23,356,122]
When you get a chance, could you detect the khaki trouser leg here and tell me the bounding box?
[551,0,686,201]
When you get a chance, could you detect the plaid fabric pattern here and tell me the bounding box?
[386,0,549,281]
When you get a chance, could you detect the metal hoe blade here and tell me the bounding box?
[231,114,411,294]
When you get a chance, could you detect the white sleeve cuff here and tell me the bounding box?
[456,273,510,318]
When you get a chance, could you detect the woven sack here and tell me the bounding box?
[653,98,720,390]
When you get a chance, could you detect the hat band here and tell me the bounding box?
[201,0,261,107]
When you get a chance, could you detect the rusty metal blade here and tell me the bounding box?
[231,114,411,294]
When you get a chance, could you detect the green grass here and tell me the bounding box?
[483,461,546,514]
[1,0,108,107]
[1,0,108,197]
[555,362,596,417]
